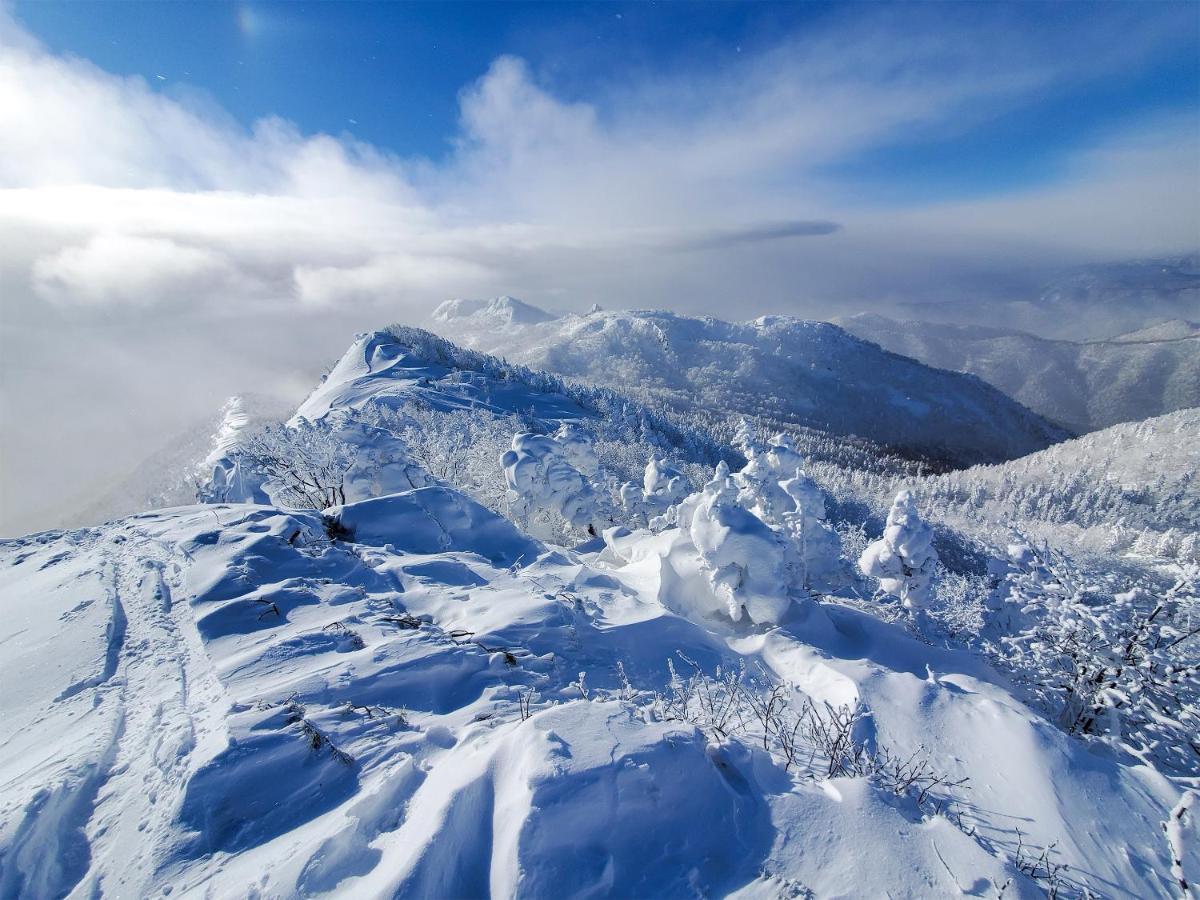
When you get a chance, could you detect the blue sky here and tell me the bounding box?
[14,0,1199,204]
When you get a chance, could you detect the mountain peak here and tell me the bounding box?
[430,296,556,328]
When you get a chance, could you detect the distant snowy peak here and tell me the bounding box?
[430,296,556,332]
[428,303,1069,467]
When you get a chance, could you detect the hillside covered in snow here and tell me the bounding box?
[2,326,1197,899]
[894,255,1200,342]
[837,313,1200,433]
[429,298,1069,467]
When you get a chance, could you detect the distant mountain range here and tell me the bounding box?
[835,313,1200,433]
[896,254,1200,341]
[430,297,1068,466]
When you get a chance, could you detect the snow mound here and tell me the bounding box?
[331,487,540,567]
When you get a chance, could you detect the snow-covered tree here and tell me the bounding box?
[732,418,762,458]
[501,431,607,539]
[858,490,938,610]
[644,455,688,506]
[554,422,600,477]
[686,462,793,625]
[734,433,842,591]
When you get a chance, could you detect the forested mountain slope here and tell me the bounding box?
[837,313,1200,432]
[430,299,1070,467]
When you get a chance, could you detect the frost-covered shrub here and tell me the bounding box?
[994,560,1200,774]
[982,540,1070,640]
[859,490,939,610]
[930,567,988,640]
[834,520,870,568]
[233,419,358,509]
[373,403,515,513]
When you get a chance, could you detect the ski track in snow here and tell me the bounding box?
[0,524,231,899]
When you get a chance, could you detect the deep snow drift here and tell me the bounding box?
[1,326,1196,899]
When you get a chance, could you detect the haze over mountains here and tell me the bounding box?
[836,313,1200,432]
[893,255,1200,341]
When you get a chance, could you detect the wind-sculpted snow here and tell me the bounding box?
[330,487,539,567]
[1,493,1189,897]
[429,299,1070,466]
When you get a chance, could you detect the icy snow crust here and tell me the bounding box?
[0,327,1191,898]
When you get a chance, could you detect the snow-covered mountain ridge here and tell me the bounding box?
[429,298,1070,467]
[806,408,1200,568]
[1,325,1196,898]
[836,313,1200,432]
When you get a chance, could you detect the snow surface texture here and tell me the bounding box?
[428,298,1069,466]
[2,326,1195,899]
[3,494,1192,897]
[837,313,1200,433]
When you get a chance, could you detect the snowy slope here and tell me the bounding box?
[809,408,1200,564]
[941,407,1200,534]
[2,327,1194,899]
[294,328,592,426]
[836,313,1200,432]
[428,299,1069,466]
[1,493,1189,898]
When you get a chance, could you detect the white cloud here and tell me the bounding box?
[33,234,239,306]
[0,4,1196,533]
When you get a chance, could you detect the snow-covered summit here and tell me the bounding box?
[430,295,556,333]
[295,327,591,424]
[428,303,1069,466]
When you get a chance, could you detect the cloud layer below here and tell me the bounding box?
[0,5,1197,533]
